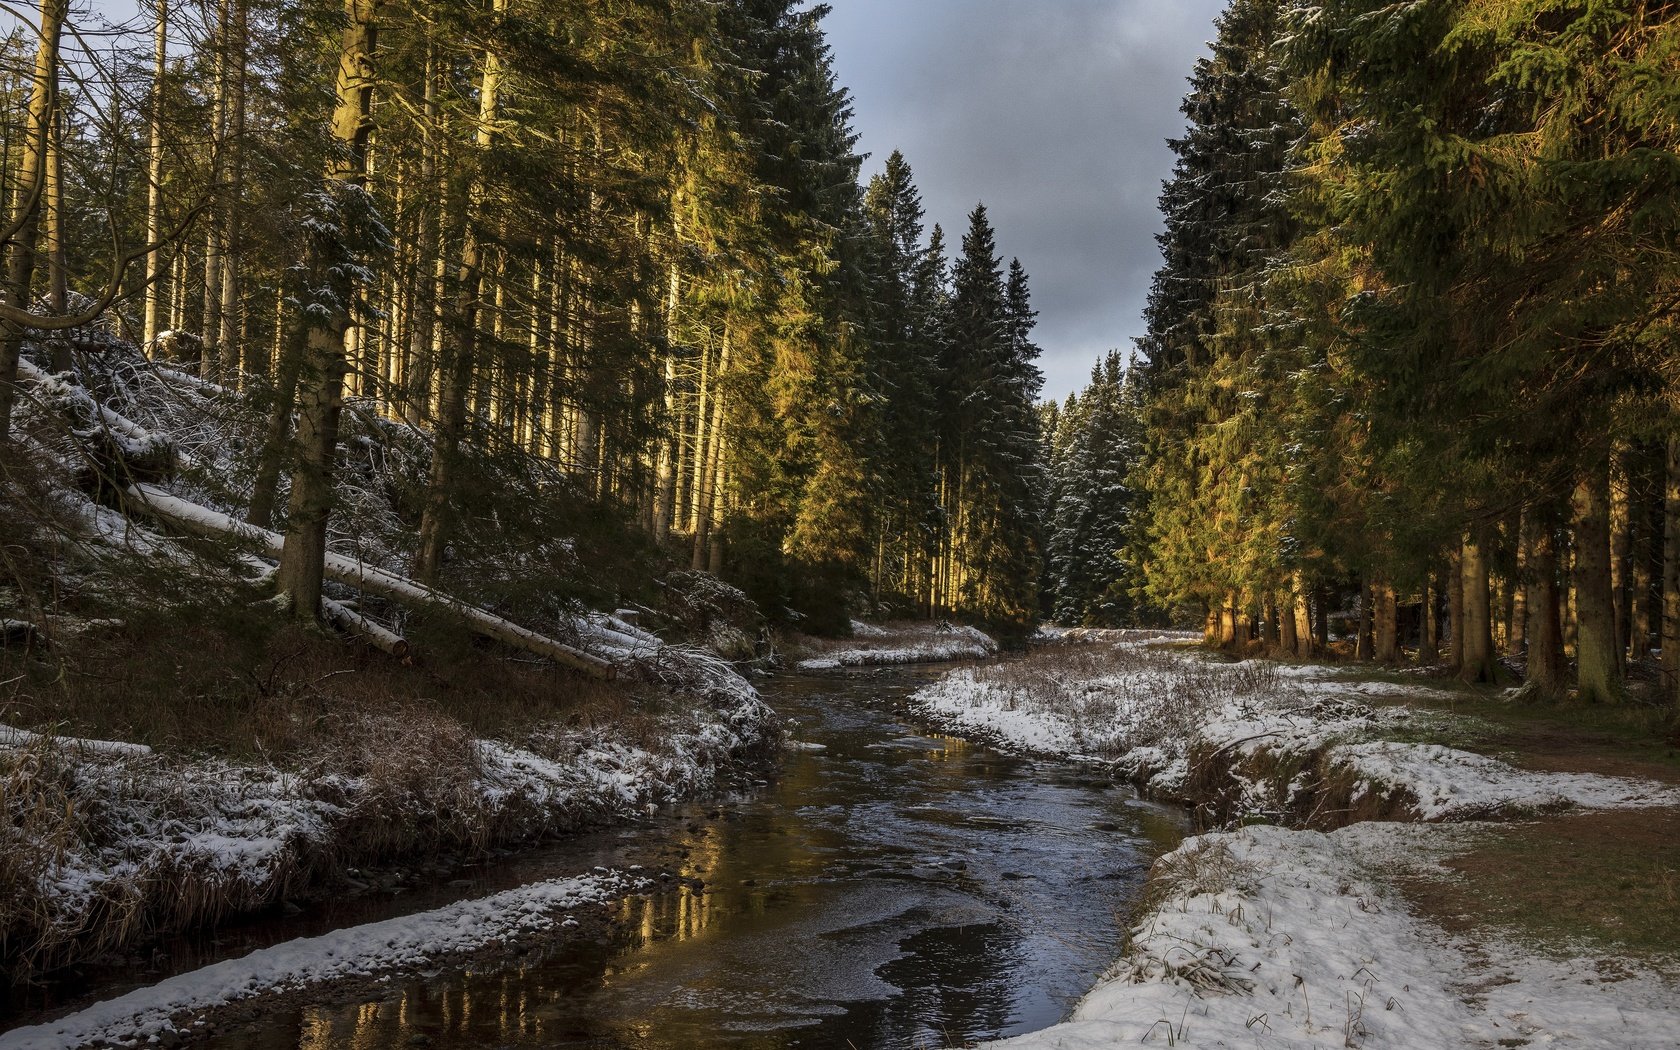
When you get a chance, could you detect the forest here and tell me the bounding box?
[2,1,1679,1046]
[0,0,1046,645]
[1047,0,1680,711]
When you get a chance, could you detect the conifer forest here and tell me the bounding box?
[2,2,1679,1048]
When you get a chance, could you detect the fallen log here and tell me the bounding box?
[322,597,410,659]
[125,484,616,679]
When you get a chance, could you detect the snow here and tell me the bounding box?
[1335,741,1680,819]
[0,675,768,973]
[796,623,999,671]
[987,822,1680,1050]
[0,872,639,1050]
[907,640,1680,1050]
[910,639,1680,821]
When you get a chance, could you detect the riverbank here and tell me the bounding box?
[0,621,776,992]
[907,636,1680,1048]
[790,620,999,671]
[4,667,1185,1050]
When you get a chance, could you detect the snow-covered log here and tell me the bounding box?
[322,597,410,659]
[124,484,617,679]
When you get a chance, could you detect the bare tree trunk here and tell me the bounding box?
[1611,452,1632,670]
[0,0,64,441]
[142,0,168,350]
[1664,432,1680,704]
[274,0,380,617]
[218,0,247,377]
[1527,506,1568,697]
[414,0,504,584]
[44,107,67,370]
[1419,579,1439,665]
[200,0,229,379]
[692,330,730,570]
[1373,580,1399,664]
[1292,571,1315,658]
[1572,453,1625,703]
[1447,548,1465,671]
[1460,539,1500,683]
[247,323,306,527]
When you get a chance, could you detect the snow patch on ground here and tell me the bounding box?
[910,640,1678,821]
[0,872,639,1050]
[795,623,998,671]
[0,672,769,974]
[987,822,1680,1050]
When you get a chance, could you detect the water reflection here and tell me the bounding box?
[206,672,1185,1050]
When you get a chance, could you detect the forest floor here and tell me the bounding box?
[907,635,1680,1049]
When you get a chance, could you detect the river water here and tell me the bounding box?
[51,669,1186,1050]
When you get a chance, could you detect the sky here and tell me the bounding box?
[819,0,1227,399]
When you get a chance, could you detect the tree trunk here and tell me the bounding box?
[1664,432,1680,705]
[1611,452,1632,670]
[1419,578,1439,664]
[1460,538,1500,684]
[1526,507,1568,697]
[141,0,168,350]
[218,0,247,376]
[1278,591,1297,655]
[1292,572,1315,658]
[1355,580,1373,661]
[1447,549,1465,671]
[274,0,379,618]
[0,0,64,441]
[1572,455,1626,703]
[413,0,504,584]
[1373,580,1399,664]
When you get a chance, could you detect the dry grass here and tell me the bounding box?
[950,641,1286,761]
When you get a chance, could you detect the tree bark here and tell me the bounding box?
[1664,432,1680,704]
[1447,549,1465,671]
[1373,580,1399,664]
[414,0,504,584]
[1460,538,1500,684]
[1292,571,1315,658]
[141,0,168,350]
[1526,507,1568,697]
[274,0,379,618]
[0,0,65,441]
[1572,454,1626,703]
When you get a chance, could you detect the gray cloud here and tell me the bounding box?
[820,0,1226,398]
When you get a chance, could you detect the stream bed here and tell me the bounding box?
[23,669,1187,1050]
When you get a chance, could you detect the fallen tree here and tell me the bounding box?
[124,483,616,679]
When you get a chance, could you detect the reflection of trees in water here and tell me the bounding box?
[840,920,1026,1048]
[246,674,1175,1050]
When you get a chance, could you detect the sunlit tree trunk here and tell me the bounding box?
[1373,580,1398,664]
[218,0,247,378]
[1663,432,1680,704]
[141,0,168,351]
[414,0,504,584]
[1459,539,1500,683]
[1572,453,1625,702]
[0,0,63,441]
[274,0,380,616]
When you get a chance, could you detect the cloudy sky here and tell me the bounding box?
[820,0,1227,399]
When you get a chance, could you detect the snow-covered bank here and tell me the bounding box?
[0,871,640,1050]
[794,621,999,671]
[908,638,1680,1049]
[988,821,1680,1050]
[910,640,1679,821]
[0,663,771,981]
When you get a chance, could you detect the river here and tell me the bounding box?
[31,668,1188,1050]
